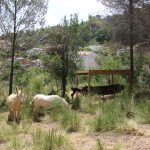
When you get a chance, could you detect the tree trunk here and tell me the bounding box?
[129,0,134,93]
[61,74,67,97]
[9,0,17,95]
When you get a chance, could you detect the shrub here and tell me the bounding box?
[113,144,122,150]
[71,97,81,110]
[61,110,80,132]
[135,102,150,124]
[47,101,67,121]
[21,97,33,120]
[95,139,105,150]
[80,95,100,115]
[20,68,50,94]
[92,98,126,132]
[32,128,65,150]
[138,64,150,88]
[116,119,139,134]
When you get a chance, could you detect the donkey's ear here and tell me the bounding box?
[20,86,23,92]
[16,86,19,93]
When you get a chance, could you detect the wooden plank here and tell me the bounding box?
[77,70,130,75]
[77,70,89,75]
[89,70,130,75]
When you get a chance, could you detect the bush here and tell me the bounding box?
[116,119,139,134]
[95,139,105,150]
[135,102,150,124]
[32,129,66,150]
[21,96,33,120]
[81,95,100,115]
[47,101,67,121]
[20,68,50,94]
[138,64,150,88]
[71,97,81,110]
[61,110,80,132]
[92,98,126,132]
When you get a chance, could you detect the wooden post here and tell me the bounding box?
[88,70,91,93]
[111,74,114,84]
[128,71,132,94]
[108,75,111,85]
[76,75,79,87]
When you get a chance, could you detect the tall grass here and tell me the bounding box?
[71,97,81,110]
[95,139,105,150]
[113,144,121,150]
[21,97,33,121]
[61,110,80,132]
[32,128,66,150]
[0,123,26,149]
[81,95,100,115]
[135,102,150,124]
[47,101,68,121]
[92,97,127,132]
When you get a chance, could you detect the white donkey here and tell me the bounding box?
[6,87,24,123]
[30,94,70,121]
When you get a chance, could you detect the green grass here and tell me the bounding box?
[71,97,81,110]
[92,96,127,132]
[95,139,105,150]
[61,110,81,132]
[80,95,101,115]
[0,122,67,150]
[113,143,122,150]
[32,128,66,150]
[135,102,150,124]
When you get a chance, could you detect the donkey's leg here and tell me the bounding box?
[33,106,41,122]
[12,111,17,123]
[8,110,14,122]
[16,111,21,124]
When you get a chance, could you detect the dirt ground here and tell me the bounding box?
[68,113,150,150]
[0,112,150,150]
[68,125,150,150]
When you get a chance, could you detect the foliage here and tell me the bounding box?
[0,0,48,34]
[80,95,100,115]
[135,102,150,124]
[102,1,150,46]
[95,29,111,44]
[138,64,150,88]
[95,139,105,150]
[92,97,127,132]
[32,129,66,150]
[71,97,81,110]
[0,0,49,94]
[61,110,80,132]
[0,50,10,58]
[43,14,82,96]
[96,47,123,70]
[47,101,68,121]
[19,67,50,94]
[78,20,93,46]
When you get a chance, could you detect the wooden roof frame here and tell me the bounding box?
[76,69,131,93]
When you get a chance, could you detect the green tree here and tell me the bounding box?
[43,14,81,97]
[95,28,111,44]
[0,0,48,94]
[99,0,150,92]
[78,20,92,46]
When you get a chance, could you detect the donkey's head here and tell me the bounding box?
[16,87,24,104]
